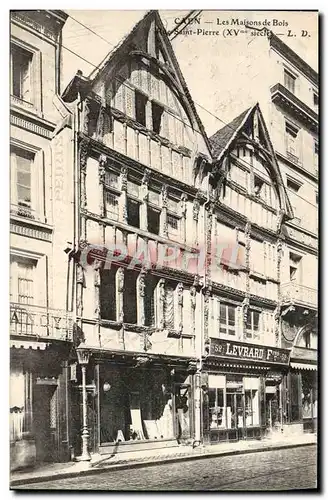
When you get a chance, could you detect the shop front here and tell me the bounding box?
[202,338,290,444]
[70,351,196,458]
[10,343,71,470]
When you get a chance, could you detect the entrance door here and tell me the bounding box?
[173,384,191,441]
[33,384,58,463]
[226,392,244,438]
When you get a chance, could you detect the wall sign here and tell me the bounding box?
[210,338,290,366]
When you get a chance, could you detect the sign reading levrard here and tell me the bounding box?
[210,338,290,365]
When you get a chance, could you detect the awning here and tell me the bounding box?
[290,361,317,371]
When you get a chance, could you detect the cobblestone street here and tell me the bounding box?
[18,444,317,491]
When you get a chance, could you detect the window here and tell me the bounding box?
[289,252,302,282]
[147,206,160,235]
[100,267,117,320]
[123,270,138,324]
[167,214,180,240]
[246,309,260,340]
[127,198,140,228]
[10,257,36,305]
[11,43,33,102]
[285,121,299,158]
[209,387,225,429]
[219,303,236,336]
[284,69,296,94]
[105,191,119,221]
[313,92,319,108]
[10,146,35,218]
[152,101,164,134]
[135,90,147,127]
[144,275,158,326]
[286,177,302,193]
[314,141,318,170]
[253,176,264,197]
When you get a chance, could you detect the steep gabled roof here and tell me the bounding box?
[210,103,294,220]
[87,10,212,156]
[209,107,252,160]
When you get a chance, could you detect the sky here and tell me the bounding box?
[62,10,318,135]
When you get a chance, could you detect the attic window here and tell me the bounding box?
[135,90,147,127]
[152,101,164,134]
[253,176,264,196]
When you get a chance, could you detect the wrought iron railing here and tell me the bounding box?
[10,302,73,341]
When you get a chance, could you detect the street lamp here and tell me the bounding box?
[76,344,91,461]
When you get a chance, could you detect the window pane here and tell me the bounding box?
[135,91,147,126]
[105,191,119,220]
[147,207,160,235]
[123,270,138,324]
[220,304,227,323]
[127,198,140,228]
[228,306,235,326]
[253,311,260,331]
[11,44,32,101]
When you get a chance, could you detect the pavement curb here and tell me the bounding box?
[10,441,316,488]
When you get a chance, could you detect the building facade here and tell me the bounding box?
[55,11,317,460]
[10,10,71,469]
[10,10,318,469]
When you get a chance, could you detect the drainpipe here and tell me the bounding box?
[193,161,212,448]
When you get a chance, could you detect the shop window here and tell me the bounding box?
[219,303,236,337]
[147,206,160,235]
[100,267,117,320]
[246,309,261,340]
[245,389,259,427]
[289,373,302,422]
[11,146,35,219]
[105,191,119,221]
[127,198,140,228]
[123,270,138,324]
[164,282,176,329]
[209,388,225,429]
[284,69,296,94]
[135,90,147,127]
[11,43,33,102]
[152,101,164,134]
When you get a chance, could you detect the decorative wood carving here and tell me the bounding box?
[158,278,165,329]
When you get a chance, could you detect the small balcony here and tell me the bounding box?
[10,303,73,342]
[281,282,317,309]
[270,83,318,133]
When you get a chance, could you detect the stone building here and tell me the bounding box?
[10,10,71,469]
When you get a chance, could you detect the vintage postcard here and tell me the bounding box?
[10,9,318,491]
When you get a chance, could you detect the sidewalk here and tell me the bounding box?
[10,433,317,487]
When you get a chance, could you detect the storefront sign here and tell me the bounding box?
[209,338,290,365]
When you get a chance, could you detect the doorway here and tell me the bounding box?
[226,391,244,437]
[173,384,192,441]
[33,382,58,463]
